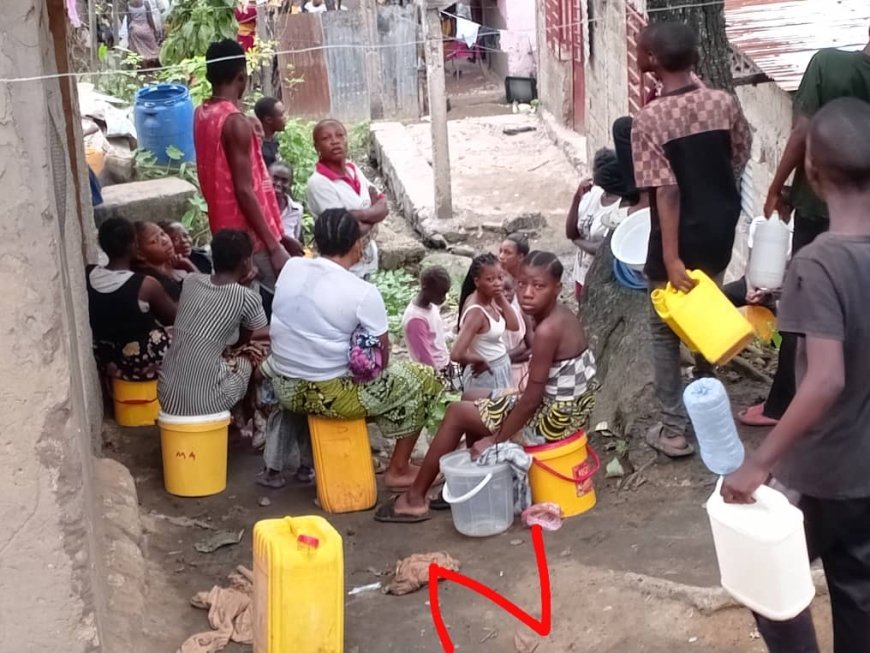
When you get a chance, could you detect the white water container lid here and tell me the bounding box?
[158,411,231,425]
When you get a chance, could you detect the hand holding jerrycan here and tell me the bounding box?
[651,269,754,365]
[685,379,815,620]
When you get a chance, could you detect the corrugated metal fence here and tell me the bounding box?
[276,6,420,123]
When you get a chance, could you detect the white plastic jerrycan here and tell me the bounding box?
[747,214,791,290]
[706,479,815,620]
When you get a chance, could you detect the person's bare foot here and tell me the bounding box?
[393,492,429,517]
[383,463,422,489]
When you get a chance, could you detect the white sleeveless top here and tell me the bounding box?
[460,304,508,362]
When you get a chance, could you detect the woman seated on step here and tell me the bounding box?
[261,209,444,491]
[158,230,271,443]
[376,251,599,523]
[86,217,177,384]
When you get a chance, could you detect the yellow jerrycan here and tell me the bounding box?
[651,269,754,365]
[253,516,344,653]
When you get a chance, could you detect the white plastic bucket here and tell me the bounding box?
[706,478,815,620]
[439,450,513,537]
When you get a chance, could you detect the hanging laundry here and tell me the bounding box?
[455,17,480,48]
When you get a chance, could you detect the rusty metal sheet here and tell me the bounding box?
[276,13,331,119]
[724,0,870,92]
[322,10,370,122]
[377,5,420,120]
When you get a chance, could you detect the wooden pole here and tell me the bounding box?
[361,0,383,120]
[420,2,452,220]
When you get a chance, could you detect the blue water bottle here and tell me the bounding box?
[683,378,745,475]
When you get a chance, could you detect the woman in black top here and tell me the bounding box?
[87,218,177,380]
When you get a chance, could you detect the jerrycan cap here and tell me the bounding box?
[297,534,320,548]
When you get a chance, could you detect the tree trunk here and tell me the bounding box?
[647,0,733,91]
[581,235,656,438]
[580,0,733,437]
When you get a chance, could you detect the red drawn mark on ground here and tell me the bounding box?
[428,524,551,652]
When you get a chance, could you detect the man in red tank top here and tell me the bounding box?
[194,39,302,316]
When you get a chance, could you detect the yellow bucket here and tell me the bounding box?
[525,431,599,518]
[112,378,160,427]
[158,411,231,497]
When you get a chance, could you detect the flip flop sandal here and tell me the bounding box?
[428,488,450,511]
[737,403,779,427]
[373,495,431,523]
[645,424,695,459]
[256,470,287,489]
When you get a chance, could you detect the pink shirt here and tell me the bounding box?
[194,98,284,252]
[401,302,449,370]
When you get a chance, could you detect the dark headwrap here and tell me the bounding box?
[592,148,633,200]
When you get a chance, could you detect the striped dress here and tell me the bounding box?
[158,274,268,416]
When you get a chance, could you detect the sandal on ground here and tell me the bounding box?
[645,424,695,459]
[373,495,431,523]
[295,465,315,484]
[737,403,779,427]
[256,469,287,489]
[428,488,449,511]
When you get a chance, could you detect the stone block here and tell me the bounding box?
[420,252,473,292]
[504,212,546,233]
[94,177,197,228]
[377,220,427,272]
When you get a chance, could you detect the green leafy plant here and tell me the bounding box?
[92,48,144,104]
[160,0,238,65]
[134,147,210,245]
[157,55,211,105]
[276,118,317,201]
[371,269,418,336]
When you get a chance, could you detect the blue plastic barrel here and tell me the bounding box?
[134,84,195,165]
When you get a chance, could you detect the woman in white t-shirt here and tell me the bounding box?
[566,148,636,302]
[262,209,443,491]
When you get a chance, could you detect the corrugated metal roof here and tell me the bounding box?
[725,0,870,91]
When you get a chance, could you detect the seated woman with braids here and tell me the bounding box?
[263,209,444,491]
[376,251,599,523]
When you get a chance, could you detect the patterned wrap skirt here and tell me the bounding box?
[265,358,444,439]
[476,381,599,446]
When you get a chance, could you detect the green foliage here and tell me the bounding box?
[276,118,317,200]
[160,0,237,65]
[425,391,461,436]
[371,270,418,336]
[156,56,212,105]
[134,148,210,245]
[347,122,371,161]
[92,48,144,104]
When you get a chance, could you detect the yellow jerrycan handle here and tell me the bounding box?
[650,269,702,320]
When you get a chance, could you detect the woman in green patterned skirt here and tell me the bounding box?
[262,209,443,490]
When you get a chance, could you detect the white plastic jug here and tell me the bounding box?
[439,450,514,537]
[747,214,790,290]
[706,479,815,620]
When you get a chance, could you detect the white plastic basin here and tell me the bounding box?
[439,450,513,538]
[610,208,650,272]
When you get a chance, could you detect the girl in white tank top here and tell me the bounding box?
[451,254,519,391]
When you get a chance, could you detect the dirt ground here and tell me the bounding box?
[104,370,832,653]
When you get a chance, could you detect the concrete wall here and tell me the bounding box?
[735,82,794,218]
[0,0,106,650]
[534,0,571,124]
[584,0,631,160]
